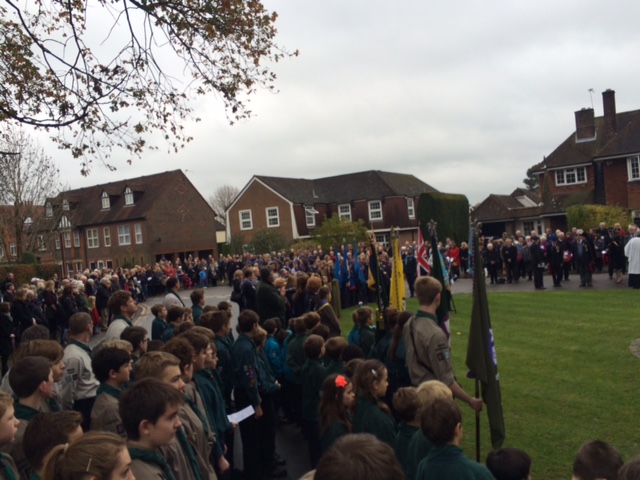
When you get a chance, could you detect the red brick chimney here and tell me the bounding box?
[602,89,617,138]
[575,108,595,141]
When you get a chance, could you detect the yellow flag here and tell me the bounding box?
[390,233,406,310]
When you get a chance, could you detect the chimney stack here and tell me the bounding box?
[602,89,617,138]
[575,108,595,141]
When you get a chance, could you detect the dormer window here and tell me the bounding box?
[45,202,53,218]
[101,191,110,209]
[62,199,69,211]
[124,187,134,206]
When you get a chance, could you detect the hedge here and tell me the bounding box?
[417,192,470,244]
[565,204,631,232]
[0,264,61,286]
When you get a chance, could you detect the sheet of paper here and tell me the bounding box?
[227,405,255,424]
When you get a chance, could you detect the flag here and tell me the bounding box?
[341,244,349,289]
[353,242,366,284]
[466,231,506,450]
[417,227,431,276]
[389,231,406,310]
[333,245,342,285]
[426,225,451,339]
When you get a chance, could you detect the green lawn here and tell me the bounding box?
[339,290,640,480]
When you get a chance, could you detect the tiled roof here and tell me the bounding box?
[43,170,189,228]
[472,190,542,222]
[531,109,640,172]
[255,170,438,204]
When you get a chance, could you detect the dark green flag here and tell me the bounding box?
[423,223,451,337]
[465,231,506,450]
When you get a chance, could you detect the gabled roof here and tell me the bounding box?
[43,170,195,228]
[254,170,438,205]
[531,109,640,172]
[472,189,541,222]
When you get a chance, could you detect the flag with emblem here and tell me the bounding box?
[417,226,431,276]
[389,229,405,310]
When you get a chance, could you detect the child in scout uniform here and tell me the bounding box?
[486,448,532,480]
[323,337,347,375]
[348,307,375,357]
[120,378,185,480]
[405,380,452,480]
[301,334,327,467]
[0,391,20,479]
[283,317,307,423]
[90,347,132,436]
[161,338,216,475]
[351,359,396,446]
[120,326,148,365]
[22,411,84,480]
[570,440,622,480]
[190,289,205,325]
[392,387,420,476]
[416,397,495,480]
[134,351,216,480]
[161,306,186,343]
[151,304,169,341]
[318,374,354,454]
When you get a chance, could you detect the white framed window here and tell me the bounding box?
[63,232,71,248]
[134,223,143,244]
[62,199,69,211]
[266,207,279,227]
[338,204,352,221]
[368,200,383,221]
[87,229,99,248]
[97,260,105,270]
[66,263,73,276]
[104,227,111,247]
[75,262,83,273]
[45,202,53,218]
[124,187,134,206]
[555,167,587,186]
[37,235,46,251]
[305,206,316,227]
[9,243,17,257]
[375,233,389,246]
[239,210,253,230]
[73,230,80,247]
[407,198,415,219]
[118,225,131,245]
[628,156,640,181]
[101,191,110,209]
[55,237,60,250]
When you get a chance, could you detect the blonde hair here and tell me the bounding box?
[41,431,126,480]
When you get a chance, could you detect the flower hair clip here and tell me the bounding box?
[335,375,347,388]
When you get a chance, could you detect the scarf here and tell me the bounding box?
[96,383,122,399]
[68,339,93,359]
[176,426,204,480]
[128,447,176,480]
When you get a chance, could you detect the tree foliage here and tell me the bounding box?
[523,167,540,192]
[208,184,239,225]
[0,0,296,173]
[0,126,62,260]
[565,205,630,231]
[248,228,287,254]
[418,192,469,244]
[311,215,370,252]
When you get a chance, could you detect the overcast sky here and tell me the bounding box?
[48,0,640,206]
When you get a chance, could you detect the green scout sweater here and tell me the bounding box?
[320,418,350,454]
[213,334,234,408]
[351,395,397,446]
[416,444,496,480]
[286,332,306,385]
[393,422,419,477]
[405,429,434,480]
[301,358,327,422]
[193,369,232,460]
[151,317,168,341]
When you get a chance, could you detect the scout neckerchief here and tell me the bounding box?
[128,447,177,480]
[0,454,17,480]
[184,390,209,437]
[176,426,204,480]
[112,314,133,327]
[96,383,122,399]
[68,339,93,359]
[408,311,439,377]
[48,398,61,412]
[14,401,40,422]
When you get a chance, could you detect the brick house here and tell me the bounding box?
[471,189,543,238]
[474,89,640,236]
[226,170,438,247]
[42,170,217,275]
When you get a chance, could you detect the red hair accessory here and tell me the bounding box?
[335,375,348,388]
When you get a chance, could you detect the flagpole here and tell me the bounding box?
[475,378,481,462]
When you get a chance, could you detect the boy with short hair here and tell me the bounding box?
[190,289,205,325]
[572,440,623,480]
[151,304,169,341]
[323,336,347,375]
[393,387,421,476]
[416,397,495,480]
[120,326,148,364]
[135,351,215,480]
[301,334,326,467]
[90,346,132,436]
[162,306,186,343]
[283,317,307,423]
[120,378,185,479]
[202,310,234,409]
[104,290,137,342]
[0,391,19,479]
[23,410,84,479]
[7,356,55,478]
[486,448,532,480]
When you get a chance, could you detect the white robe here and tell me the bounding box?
[624,237,640,275]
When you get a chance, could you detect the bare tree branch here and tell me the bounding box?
[208,184,239,225]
